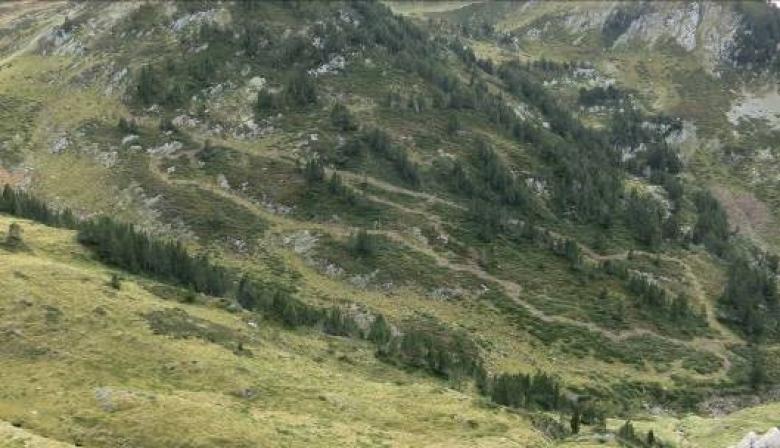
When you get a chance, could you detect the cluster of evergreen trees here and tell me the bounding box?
[626,273,705,325]
[0,185,77,229]
[496,62,624,227]
[340,127,420,187]
[303,158,326,184]
[1,184,228,296]
[133,21,234,109]
[299,158,363,208]
[330,103,357,132]
[720,254,779,340]
[692,191,731,256]
[236,275,326,328]
[2,183,610,430]
[578,85,626,108]
[236,272,486,380]
[349,229,377,257]
[624,191,665,249]
[130,1,337,111]
[551,238,584,269]
[446,140,531,217]
[378,321,486,381]
[77,217,229,297]
[472,140,530,208]
[487,371,562,411]
[449,140,533,241]
[255,71,318,117]
[233,273,586,417]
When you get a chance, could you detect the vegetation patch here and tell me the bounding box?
[144,308,250,355]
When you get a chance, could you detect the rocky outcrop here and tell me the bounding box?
[613,2,702,52]
[733,427,780,448]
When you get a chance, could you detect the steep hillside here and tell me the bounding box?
[0,214,549,447]
[0,1,779,447]
[419,0,780,251]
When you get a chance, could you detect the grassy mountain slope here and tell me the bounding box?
[2,213,779,448]
[0,1,779,446]
[0,214,547,447]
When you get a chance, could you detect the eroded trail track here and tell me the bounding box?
[149,138,735,375]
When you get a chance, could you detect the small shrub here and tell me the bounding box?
[109,274,122,290]
[4,222,23,248]
[303,158,325,184]
[330,103,357,132]
[349,229,376,257]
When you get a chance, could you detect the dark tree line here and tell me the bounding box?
[0,185,77,229]
[626,273,706,326]
[378,320,486,381]
[2,184,604,428]
[473,140,530,208]
[1,184,227,296]
[78,217,229,297]
[488,371,562,411]
[236,275,326,328]
[495,61,624,226]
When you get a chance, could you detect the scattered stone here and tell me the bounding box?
[246,76,266,91]
[322,262,345,278]
[308,55,346,77]
[283,230,318,255]
[172,115,199,128]
[217,173,230,190]
[147,141,182,157]
[94,386,149,412]
[232,388,259,400]
[428,287,465,301]
[171,9,218,33]
[50,137,69,154]
[121,134,139,145]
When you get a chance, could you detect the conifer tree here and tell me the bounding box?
[330,103,357,132]
[368,314,392,345]
[570,406,581,434]
[5,222,23,248]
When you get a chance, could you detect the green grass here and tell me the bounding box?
[483,290,723,377]
[313,233,484,293]
[1,3,778,446]
[0,214,549,448]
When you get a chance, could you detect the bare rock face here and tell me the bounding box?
[518,2,740,73]
[614,2,701,52]
[733,427,780,448]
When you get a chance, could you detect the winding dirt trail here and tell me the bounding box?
[148,138,735,375]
